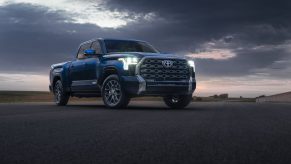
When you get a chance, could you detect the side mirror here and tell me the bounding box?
[84,49,96,56]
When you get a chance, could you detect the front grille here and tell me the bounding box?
[139,58,190,81]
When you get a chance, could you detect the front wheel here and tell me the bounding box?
[163,95,193,109]
[53,80,70,106]
[101,75,130,109]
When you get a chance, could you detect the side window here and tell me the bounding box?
[91,41,102,54]
[77,43,91,59]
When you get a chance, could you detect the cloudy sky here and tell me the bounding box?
[0,0,291,97]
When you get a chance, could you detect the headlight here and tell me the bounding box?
[187,60,195,72]
[118,57,139,70]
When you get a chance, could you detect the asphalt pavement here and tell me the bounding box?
[0,101,291,164]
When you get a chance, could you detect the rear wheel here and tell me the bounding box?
[102,75,130,109]
[163,95,192,109]
[53,80,70,106]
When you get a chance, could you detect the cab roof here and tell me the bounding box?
[79,38,148,46]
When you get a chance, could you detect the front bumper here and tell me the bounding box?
[121,75,196,96]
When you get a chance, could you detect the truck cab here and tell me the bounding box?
[49,38,196,108]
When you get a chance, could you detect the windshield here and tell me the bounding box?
[104,40,158,53]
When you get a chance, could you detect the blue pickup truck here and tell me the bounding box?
[49,38,196,108]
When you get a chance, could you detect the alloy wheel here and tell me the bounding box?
[54,83,61,103]
[171,96,180,103]
[104,80,121,106]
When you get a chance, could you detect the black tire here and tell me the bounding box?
[101,75,130,109]
[53,80,70,106]
[163,95,193,109]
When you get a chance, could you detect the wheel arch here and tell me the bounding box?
[98,66,120,85]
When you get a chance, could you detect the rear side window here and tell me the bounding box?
[77,43,91,59]
[91,41,102,54]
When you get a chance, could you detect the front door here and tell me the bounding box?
[70,41,102,93]
[76,57,100,92]
[77,40,103,92]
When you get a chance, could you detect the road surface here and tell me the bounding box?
[0,101,291,164]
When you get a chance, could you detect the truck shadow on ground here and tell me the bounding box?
[65,104,203,111]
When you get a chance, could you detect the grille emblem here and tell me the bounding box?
[162,60,174,68]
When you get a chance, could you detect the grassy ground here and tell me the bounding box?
[0,91,52,103]
[193,96,255,102]
[0,91,163,103]
[0,91,100,103]
[0,91,254,103]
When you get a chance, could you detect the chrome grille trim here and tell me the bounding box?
[136,57,190,82]
[136,75,146,94]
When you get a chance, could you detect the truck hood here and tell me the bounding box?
[104,52,186,60]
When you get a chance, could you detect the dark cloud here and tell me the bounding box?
[0,4,109,73]
[106,0,291,25]
[0,0,291,80]
[99,0,291,79]
[196,46,290,77]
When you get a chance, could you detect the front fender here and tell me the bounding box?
[98,59,126,85]
[50,62,71,92]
